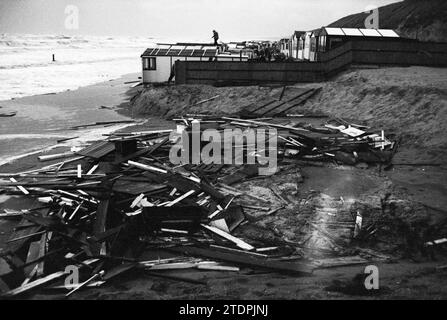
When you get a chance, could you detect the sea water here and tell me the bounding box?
[0,34,160,164]
[0,34,157,101]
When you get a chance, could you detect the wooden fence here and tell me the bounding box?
[175,39,447,85]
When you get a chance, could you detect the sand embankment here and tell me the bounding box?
[302,67,447,164]
[130,66,447,164]
[130,84,287,118]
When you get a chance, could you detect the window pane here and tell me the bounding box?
[149,58,156,70]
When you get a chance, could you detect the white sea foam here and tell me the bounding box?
[0,34,166,101]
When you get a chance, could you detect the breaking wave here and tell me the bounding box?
[0,33,164,100]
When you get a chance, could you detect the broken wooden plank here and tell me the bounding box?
[269,87,322,117]
[128,160,168,174]
[66,270,105,297]
[145,262,197,271]
[9,178,29,195]
[21,265,38,286]
[93,196,111,256]
[1,259,99,297]
[70,120,135,130]
[86,164,99,175]
[201,224,254,251]
[38,151,74,162]
[7,230,46,244]
[169,246,313,275]
[165,190,196,207]
[313,256,369,269]
[240,99,277,116]
[257,88,314,117]
[1,271,66,297]
[36,232,50,276]
[196,263,239,272]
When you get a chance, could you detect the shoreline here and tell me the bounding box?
[0,72,141,104]
[0,72,175,175]
[0,72,145,168]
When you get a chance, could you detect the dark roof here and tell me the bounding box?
[141,45,219,58]
[174,42,219,47]
[312,29,323,36]
[293,31,306,38]
[203,49,218,57]
[77,141,115,159]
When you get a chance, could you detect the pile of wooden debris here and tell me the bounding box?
[0,115,396,298]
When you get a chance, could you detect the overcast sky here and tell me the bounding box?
[0,0,400,40]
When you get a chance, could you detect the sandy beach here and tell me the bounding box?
[1,65,447,300]
[0,73,144,166]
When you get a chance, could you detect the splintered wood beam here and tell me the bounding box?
[127,160,168,174]
[6,231,46,243]
[221,117,309,132]
[196,263,239,272]
[87,164,99,175]
[21,265,39,286]
[36,232,50,276]
[9,178,29,195]
[201,224,254,251]
[95,199,109,235]
[2,271,66,297]
[93,197,110,256]
[38,152,74,162]
[1,259,99,297]
[23,242,41,277]
[165,190,196,207]
[0,157,84,177]
[66,270,105,297]
[169,246,313,275]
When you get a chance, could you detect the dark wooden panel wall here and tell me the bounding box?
[175,40,447,85]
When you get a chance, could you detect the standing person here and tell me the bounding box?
[168,60,178,84]
[212,30,219,45]
[266,46,272,62]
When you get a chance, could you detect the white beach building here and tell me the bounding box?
[290,31,305,59]
[279,38,290,57]
[302,31,314,61]
[309,27,401,61]
[141,44,250,83]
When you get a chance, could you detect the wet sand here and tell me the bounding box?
[0,73,142,165]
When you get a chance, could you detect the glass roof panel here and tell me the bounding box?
[359,29,382,37]
[377,29,400,37]
[325,28,345,36]
[341,28,363,36]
